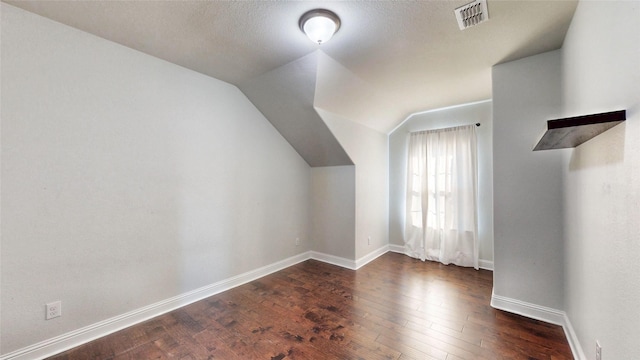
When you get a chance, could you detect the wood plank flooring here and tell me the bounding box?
[48,252,573,360]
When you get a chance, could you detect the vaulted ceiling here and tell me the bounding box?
[5,0,578,166]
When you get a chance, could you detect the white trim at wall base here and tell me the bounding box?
[388,243,494,271]
[309,251,356,270]
[491,291,565,325]
[354,245,389,269]
[478,259,494,271]
[0,252,312,360]
[308,246,390,271]
[490,292,586,360]
[562,313,587,360]
[388,244,405,253]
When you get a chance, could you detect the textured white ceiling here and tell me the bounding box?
[4,0,578,165]
[5,0,577,132]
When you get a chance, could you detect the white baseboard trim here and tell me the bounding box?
[355,245,389,269]
[309,251,356,270]
[388,244,494,271]
[490,291,586,360]
[478,259,494,271]
[491,291,566,325]
[0,251,312,360]
[562,313,587,360]
[388,244,405,253]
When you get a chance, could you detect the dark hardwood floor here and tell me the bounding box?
[48,252,573,360]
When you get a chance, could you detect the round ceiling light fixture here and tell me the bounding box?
[299,9,341,45]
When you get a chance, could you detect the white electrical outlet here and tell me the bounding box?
[596,341,602,360]
[295,237,300,246]
[46,301,61,320]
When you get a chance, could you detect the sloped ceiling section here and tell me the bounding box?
[239,52,352,167]
[314,51,398,130]
[240,49,394,167]
[3,1,579,166]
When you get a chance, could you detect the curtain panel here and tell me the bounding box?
[404,125,479,269]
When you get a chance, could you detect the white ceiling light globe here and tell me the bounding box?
[299,9,341,45]
[303,16,337,44]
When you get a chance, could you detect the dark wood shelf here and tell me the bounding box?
[533,110,626,151]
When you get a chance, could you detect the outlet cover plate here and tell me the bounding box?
[46,301,61,320]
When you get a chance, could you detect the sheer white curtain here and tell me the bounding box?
[404,125,479,269]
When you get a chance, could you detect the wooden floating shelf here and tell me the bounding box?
[533,110,626,151]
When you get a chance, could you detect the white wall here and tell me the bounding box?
[317,109,389,260]
[561,2,640,359]
[491,4,640,358]
[388,101,494,266]
[1,4,310,354]
[310,166,356,259]
[492,50,565,310]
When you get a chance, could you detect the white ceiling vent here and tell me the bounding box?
[455,0,489,30]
